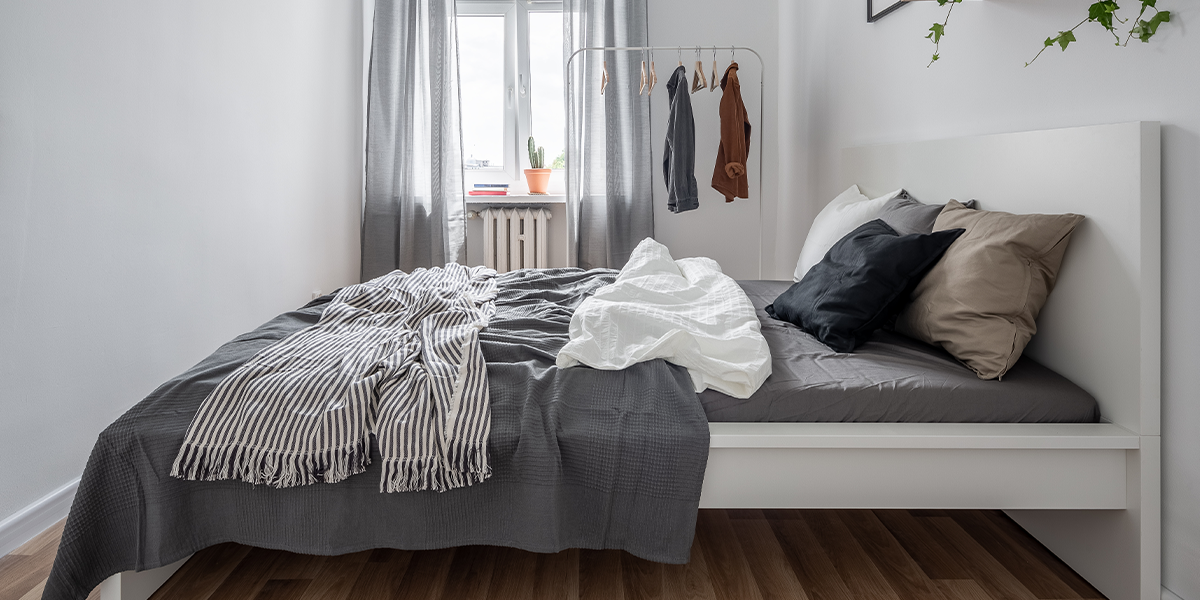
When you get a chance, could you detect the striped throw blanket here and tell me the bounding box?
[170,264,498,492]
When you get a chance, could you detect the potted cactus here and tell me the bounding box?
[524,137,551,195]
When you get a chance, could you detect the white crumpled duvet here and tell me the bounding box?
[556,238,772,399]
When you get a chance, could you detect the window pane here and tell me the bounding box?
[528,12,564,169]
[458,16,505,169]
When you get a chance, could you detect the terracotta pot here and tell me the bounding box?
[524,168,552,194]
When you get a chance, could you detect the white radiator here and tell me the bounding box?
[479,208,551,273]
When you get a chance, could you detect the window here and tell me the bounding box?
[457,16,507,170]
[527,11,565,170]
[458,1,565,188]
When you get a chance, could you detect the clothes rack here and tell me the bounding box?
[565,46,766,278]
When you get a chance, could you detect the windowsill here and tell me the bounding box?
[464,169,567,197]
[465,194,566,204]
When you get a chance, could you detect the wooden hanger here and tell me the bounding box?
[691,47,707,93]
[648,49,658,95]
[710,48,719,92]
[639,50,647,96]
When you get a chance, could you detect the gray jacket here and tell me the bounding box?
[663,66,699,213]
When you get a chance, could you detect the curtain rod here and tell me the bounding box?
[565,45,766,278]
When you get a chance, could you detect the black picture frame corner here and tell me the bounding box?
[867,0,909,23]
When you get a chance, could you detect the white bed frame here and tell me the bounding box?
[104,122,1162,600]
[702,121,1162,600]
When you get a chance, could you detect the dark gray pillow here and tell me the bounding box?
[765,219,965,353]
[877,190,978,235]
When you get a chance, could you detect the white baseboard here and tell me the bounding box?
[1164,587,1188,600]
[0,478,80,557]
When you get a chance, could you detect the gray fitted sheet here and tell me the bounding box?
[699,281,1100,423]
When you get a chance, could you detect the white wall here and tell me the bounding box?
[0,1,363,524]
[647,0,781,279]
[782,1,1200,598]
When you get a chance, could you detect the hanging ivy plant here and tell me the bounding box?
[925,0,1173,67]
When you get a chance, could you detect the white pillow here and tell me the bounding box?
[792,185,902,281]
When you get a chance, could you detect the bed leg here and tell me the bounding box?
[99,556,190,600]
[1006,437,1161,600]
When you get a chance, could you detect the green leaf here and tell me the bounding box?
[1130,21,1147,39]
[1057,30,1077,50]
[931,54,940,62]
[1135,10,1170,41]
[928,23,945,43]
[1148,10,1171,30]
[1087,0,1120,30]
[1044,37,1056,47]
[1142,0,1156,7]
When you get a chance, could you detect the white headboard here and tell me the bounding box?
[842,122,1160,436]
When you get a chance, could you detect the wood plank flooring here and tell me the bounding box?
[0,510,1105,600]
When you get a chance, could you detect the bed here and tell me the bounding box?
[78,122,1160,600]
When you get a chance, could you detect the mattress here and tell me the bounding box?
[699,281,1101,423]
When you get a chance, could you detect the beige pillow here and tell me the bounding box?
[895,200,1084,380]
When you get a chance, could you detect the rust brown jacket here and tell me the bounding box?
[711,62,751,201]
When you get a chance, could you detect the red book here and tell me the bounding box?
[468,190,509,196]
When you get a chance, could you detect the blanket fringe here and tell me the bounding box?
[170,436,371,488]
[381,447,491,493]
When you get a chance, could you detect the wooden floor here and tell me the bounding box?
[0,509,1104,600]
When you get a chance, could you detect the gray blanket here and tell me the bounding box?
[44,269,710,600]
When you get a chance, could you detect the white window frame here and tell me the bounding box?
[458,0,563,182]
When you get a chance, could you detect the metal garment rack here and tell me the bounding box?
[565,46,766,278]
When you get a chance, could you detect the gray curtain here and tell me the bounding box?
[565,0,653,270]
[362,0,466,280]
